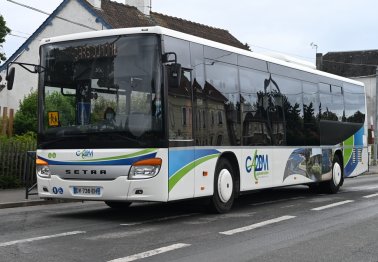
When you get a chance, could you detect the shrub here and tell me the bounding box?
[0,176,22,189]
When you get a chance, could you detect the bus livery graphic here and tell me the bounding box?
[246,150,269,181]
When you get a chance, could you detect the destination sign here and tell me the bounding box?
[71,43,117,61]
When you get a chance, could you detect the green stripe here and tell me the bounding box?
[343,136,354,168]
[78,148,157,162]
[168,154,219,192]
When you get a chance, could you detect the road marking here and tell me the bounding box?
[219,215,296,236]
[281,205,295,208]
[345,185,378,192]
[0,231,86,248]
[120,213,198,226]
[250,197,305,206]
[311,200,354,211]
[363,193,378,199]
[86,228,156,240]
[107,243,191,262]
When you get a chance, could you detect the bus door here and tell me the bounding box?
[167,68,195,200]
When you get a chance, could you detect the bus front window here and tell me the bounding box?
[39,35,164,149]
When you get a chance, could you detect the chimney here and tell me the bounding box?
[316,53,323,70]
[87,0,102,9]
[124,0,150,16]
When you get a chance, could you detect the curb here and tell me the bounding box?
[0,199,79,209]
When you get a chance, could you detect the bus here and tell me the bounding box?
[5,26,367,213]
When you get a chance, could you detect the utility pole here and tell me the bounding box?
[310,42,318,64]
[375,66,378,163]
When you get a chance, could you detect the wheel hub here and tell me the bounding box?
[333,162,342,186]
[218,169,233,203]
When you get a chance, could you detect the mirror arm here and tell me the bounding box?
[7,62,45,74]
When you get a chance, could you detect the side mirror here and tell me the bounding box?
[6,67,15,90]
[167,63,182,89]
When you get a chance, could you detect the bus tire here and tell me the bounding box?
[322,155,343,194]
[209,158,235,213]
[104,201,132,209]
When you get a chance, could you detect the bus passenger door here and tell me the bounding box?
[168,69,195,201]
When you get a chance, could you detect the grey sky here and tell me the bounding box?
[1,0,377,64]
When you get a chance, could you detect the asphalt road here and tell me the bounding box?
[1,175,378,262]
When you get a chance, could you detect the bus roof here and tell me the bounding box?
[40,26,364,87]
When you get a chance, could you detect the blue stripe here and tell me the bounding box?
[39,153,157,166]
[169,149,219,178]
[345,127,364,177]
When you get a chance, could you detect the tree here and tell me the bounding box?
[14,91,38,135]
[0,15,11,61]
[244,42,252,51]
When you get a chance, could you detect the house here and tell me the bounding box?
[316,51,378,144]
[0,0,247,112]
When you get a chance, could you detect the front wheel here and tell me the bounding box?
[322,155,343,194]
[104,201,132,209]
[209,159,235,213]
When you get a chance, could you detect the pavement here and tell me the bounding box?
[0,165,378,209]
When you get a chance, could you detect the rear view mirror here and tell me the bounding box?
[6,67,15,90]
[167,63,182,89]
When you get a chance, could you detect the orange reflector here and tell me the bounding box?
[133,158,162,166]
[36,158,48,165]
[203,171,208,177]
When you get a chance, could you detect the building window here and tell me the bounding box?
[218,111,223,125]
[182,107,187,126]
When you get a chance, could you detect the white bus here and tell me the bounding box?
[6,26,368,213]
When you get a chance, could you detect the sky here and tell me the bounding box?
[1,0,378,65]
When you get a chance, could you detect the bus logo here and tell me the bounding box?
[76,149,94,159]
[246,150,269,180]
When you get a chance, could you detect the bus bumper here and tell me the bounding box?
[37,174,168,202]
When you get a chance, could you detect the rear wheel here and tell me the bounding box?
[104,201,132,209]
[209,159,235,213]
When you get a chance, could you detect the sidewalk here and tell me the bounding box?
[366,164,378,175]
[1,166,378,209]
[0,187,68,209]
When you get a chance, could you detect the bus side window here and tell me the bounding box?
[239,67,271,146]
[205,59,240,146]
[303,82,320,145]
[168,69,193,141]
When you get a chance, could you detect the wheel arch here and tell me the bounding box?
[215,151,240,197]
[334,149,343,172]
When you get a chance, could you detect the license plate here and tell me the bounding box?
[73,186,101,196]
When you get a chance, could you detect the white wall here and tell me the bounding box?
[352,75,376,131]
[0,0,105,112]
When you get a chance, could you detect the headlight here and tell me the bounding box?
[36,158,51,178]
[129,158,162,180]
[37,165,51,178]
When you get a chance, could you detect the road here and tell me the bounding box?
[1,175,378,262]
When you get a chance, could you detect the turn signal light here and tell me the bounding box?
[36,158,48,166]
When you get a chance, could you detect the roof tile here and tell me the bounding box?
[90,0,247,50]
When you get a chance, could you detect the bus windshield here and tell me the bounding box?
[38,34,164,149]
